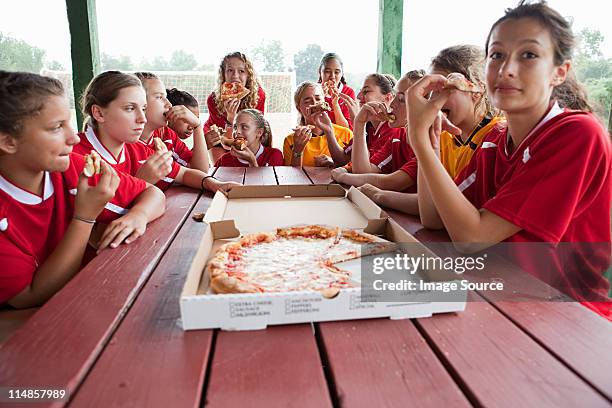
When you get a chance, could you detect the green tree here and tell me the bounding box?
[293,44,324,85]
[169,50,198,71]
[101,53,134,71]
[251,40,286,72]
[47,60,65,70]
[0,32,45,73]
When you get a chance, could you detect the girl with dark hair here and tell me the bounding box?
[204,52,266,163]
[166,88,201,140]
[318,52,356,130]
[0,71,165,308]
[406,1,611,319]
[215,109,283,167]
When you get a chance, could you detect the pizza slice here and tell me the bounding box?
[83,150,101,177]
[307,101,332,115]
[220,82,250,101]
[153,137,168,153]
[382,111,396,122]
[232,137,248,151]
[322,79,337,98]
[444,72,483,93]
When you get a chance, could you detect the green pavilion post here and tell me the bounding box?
[377,0,403,78]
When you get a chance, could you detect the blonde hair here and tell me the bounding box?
[294,81,324,125]
[215,52,260,115]
[238,108,273,147]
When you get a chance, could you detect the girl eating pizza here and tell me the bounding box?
[318,52,356,130]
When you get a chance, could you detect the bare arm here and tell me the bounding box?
[189,125,211,173]
[334,169,414,191]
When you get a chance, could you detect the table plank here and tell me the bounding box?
[317,319,471,408]
[303,166,333,184]
[214,166,245,184]
[274,166,312,185]
[414,292,611,407]
[69,194,216,408]
[244,166,277,185]
[0,187,200,406]
[205,324,332,408]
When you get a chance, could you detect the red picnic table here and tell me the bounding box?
[0,166,611,408]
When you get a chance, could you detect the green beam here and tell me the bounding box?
[377,0,403,78]
[65,0,100,130]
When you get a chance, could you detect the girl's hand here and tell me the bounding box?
[355,101,389,125]
[406,74,451,149]
[292,126,313,153]
[97,210,148,252]
[135,151,173,184]
[203,178,241,194]
[331,167,348,182]
[204,128,221,148]
[223,98,240,124]
[219,134,235,151]
[311,112,333,135]
[357,183,383,203]
[75,161,120,221]
[314,154,334,168]
[230,145,257,166]
[338,93,359,122]
[166,105,200,128]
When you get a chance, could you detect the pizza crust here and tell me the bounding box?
[444,72,483,93]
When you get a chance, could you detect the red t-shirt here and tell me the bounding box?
[151,126,192,167]
[368,127,418,192]
[203,86,266,132]
[344,121,400,158]
[0,153,147,304]
[456,109,612,318]
[215,145,284,167]
[75,126,181,191]
[325,83,355,130]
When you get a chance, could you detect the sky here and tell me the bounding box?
[1,0,611,75]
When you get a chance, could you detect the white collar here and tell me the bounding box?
[505,101,563,156]
[84,123,126,165]
[374,121,385,135]
[237,144,264,164]
[0,172,54,205]
[338,82,345,93]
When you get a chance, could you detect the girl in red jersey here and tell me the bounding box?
[0,71,166,308]
[318,53,356,130]
[203,52,266,164]
[405,1,611,319]
[166,87,200,140]
[215,109,283,167]
[76,71,239,194]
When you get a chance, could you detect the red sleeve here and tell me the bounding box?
[214,153,233,167]
[168,128,193,166]
[268,148,285,166]
[370,138,393,168]
[483,115,611,242]
[0,236,35,304]
[256,86,266,113]
[342,85,356,100]
[399,157,418,180]
[204,92,227,133]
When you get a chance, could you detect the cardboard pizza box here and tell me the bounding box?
[180,185,466,330]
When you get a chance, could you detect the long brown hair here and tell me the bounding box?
[485,0,592,112]
[215,52,260,115]
[239,108,273,147]
[81,71,143,131]
[0,70,65,137]
[431,44,497,117]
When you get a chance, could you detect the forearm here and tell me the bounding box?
[337,171,411,191]
[9,219,93,308]
[290,152,304,167]
[351,120,378,173]
[129,184,166,223]
[417,166,444,229]
[324,131,350,166]
[332,102,349,128]
[176,167,207,189]
[377,191,419,215]
[189,126,211,173]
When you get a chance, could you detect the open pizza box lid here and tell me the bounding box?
[180,185,466,331]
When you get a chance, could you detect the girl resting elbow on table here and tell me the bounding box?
[0,71,166,309]
[215,109,283,167]
[203,52,266,164]
[358,45,503,216]
[283,82,352,167]
[317,52,356,130]
[331,70,425,193]
[405,2,611,320]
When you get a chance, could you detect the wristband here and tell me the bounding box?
[293,150,303,159]
[201,175,216,191]
[73,215,96,224]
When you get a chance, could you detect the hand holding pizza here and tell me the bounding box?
[338,93,359,123]
[223,98,241,125]
[166,105,200,129]
[355,101,391,125]
[311,110,333,136]
[230,144,257,166]
[135,151,173,184]
[292,125,313,153]
[75,160,120,221]
[205,126,222,149]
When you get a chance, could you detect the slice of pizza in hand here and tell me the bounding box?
[443,72,483,93]
[232,137,248,151]
[323,80,337,98]
[307,101,332,115]
[220,82,250,101]
[83,150,102,177]
[153,137,168,153]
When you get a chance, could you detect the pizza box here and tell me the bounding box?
[180,184,466,331]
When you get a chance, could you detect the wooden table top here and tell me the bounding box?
[1,166,610,408]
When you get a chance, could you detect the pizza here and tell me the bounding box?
[307,101,332,115]
[444,72,483,93]
[220,82,250,101]
[208,124,225,147]
[382,111,396,122]
[83,150,101,177]
[322,79,337,98]
[232,137,248,151]
[206,225,395,297]
[152,137,168,153]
